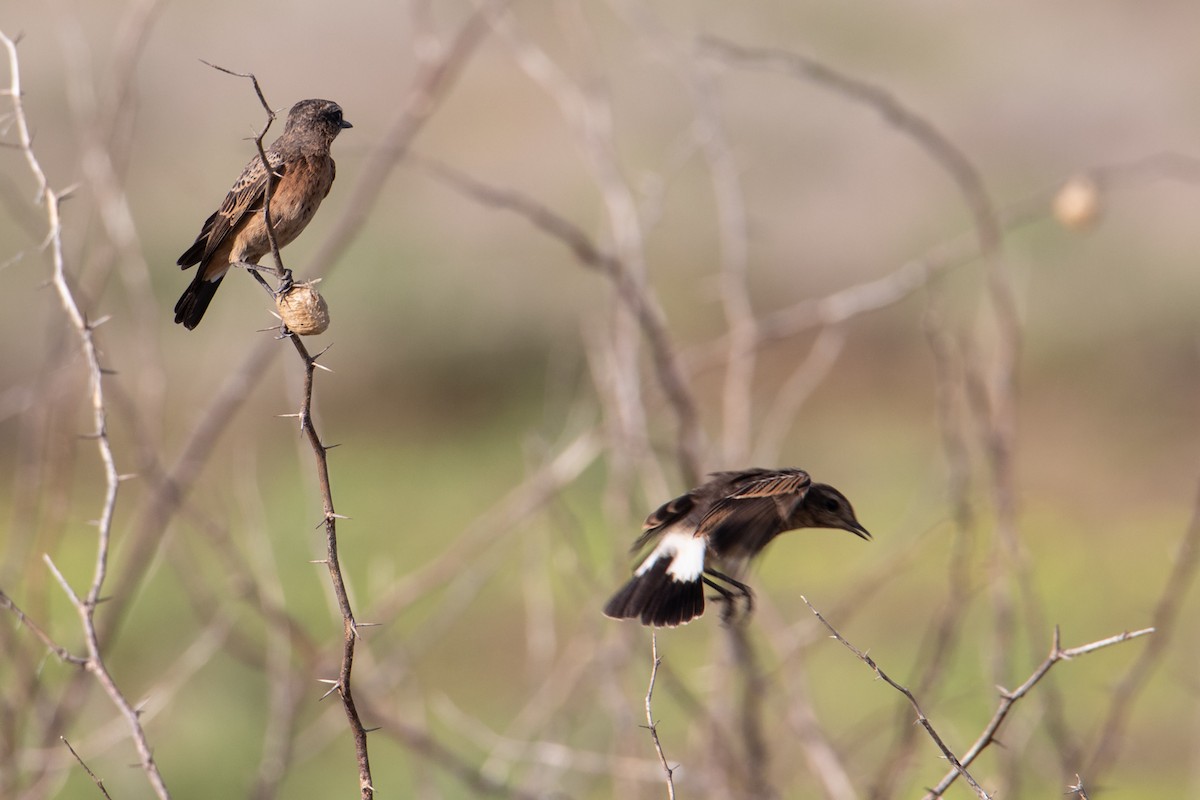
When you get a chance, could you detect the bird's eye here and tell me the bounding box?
[820,496,840,512]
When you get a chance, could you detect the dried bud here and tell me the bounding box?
[275,280,330,335]
[1053,175,1102,231]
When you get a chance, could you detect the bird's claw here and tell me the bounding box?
[277,269,295,297]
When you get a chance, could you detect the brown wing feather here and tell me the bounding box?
[177,150,282,268]
[723,469,811,500]
[630,491,698,552]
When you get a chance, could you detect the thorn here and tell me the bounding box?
[311,343,334,360]
[356,621,382,628]
[318,681,341,701]
[329,513,350,521]
[324,442,342,450]
[308,559,329,565]
[363,726,382,734]
[276,413,301,419]
[312,361,333,373]
[117,473,138,482]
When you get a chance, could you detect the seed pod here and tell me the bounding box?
[275,280,330,335]
[1053,175,1101,231]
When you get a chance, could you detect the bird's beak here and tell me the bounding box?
[847,523,871,541]
[340,119,353,129]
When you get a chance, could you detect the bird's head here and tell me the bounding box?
[285,99,353,140]
[803,483,871,541]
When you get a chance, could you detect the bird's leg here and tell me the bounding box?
[702,576,740,622]
[703,569,755,622]
[236,261,277,297]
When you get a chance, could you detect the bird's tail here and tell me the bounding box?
[174,273,223,329]
[603,557,705,627]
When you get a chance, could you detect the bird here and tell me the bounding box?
[603,468,870,627]
[174,98,352,329]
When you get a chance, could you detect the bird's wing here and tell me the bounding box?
[698,469,812,557]
[178,149,283,267]
[629,490,699,553]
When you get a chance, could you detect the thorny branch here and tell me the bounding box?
[643,633,677,800]
[206,65,375,799]
[802,596,990,800]
[0,27,171,800]
[923,626,1155,799]
[809,584,1153,800]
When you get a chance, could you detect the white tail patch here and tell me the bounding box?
[636,530,707,582]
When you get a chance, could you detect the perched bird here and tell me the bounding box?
[174,98,352,329]
[604,468,870,627]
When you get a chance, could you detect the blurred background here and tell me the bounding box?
[2,1,1200,798]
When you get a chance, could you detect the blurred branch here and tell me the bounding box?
[783,656,857,800]
[417,157,702,484]
[869,316,980,799]
[616,4,755,465]
[306,0,508,278]
[0,27,170,799]
[1085,478,1200,778]
[802,595,989,800]
[922,626,1154,799]
[489,6,703,487]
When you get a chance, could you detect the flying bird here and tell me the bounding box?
[174,98,352,329]
[603,468,870,627]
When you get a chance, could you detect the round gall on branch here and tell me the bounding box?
[276,280,330,335]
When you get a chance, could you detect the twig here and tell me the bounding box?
[1,27,172,800]
[922,626,1155,799]
[199,62,287,281]
[644,632,677,799]
[801,595,990,800]
[61,737,113,800]
[0,588,86,665]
